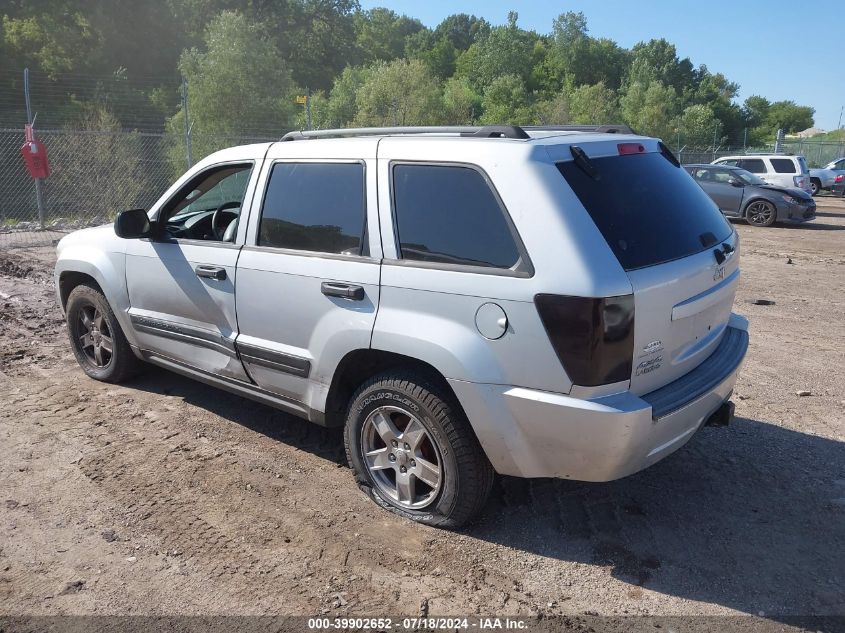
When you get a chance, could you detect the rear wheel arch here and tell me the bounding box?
[324,349,466,429]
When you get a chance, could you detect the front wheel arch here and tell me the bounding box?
[59,271,101,311]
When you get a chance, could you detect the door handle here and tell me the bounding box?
[195,265,227,280]
[321,282,364,300]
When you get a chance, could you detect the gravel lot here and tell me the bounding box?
[1,199,843,629]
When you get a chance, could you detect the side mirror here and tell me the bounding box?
[114,208,151,239]
[728,178,744,187]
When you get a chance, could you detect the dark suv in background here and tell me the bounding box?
[686,164,816,227]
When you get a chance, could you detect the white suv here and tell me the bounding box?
[55,125,749,527]
[712,154,811,193]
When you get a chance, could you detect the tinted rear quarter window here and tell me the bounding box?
[739,158,766,173]
[392,164,521,269]
[557,152,733,271]
[259,162,365,255]
[770,158,797,174]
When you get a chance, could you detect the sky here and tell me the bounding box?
[359,0,842,131]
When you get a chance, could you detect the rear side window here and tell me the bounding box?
[392,164,521,269]
[739,158,766,173]
[258,162,365,255]
[557,152,733,271]
[770,158,797,174]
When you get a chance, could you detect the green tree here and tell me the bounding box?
[443,76,480,124]
[678,104,722,147]
[2,3,99,76]
[479,73,534,125]
[620,79,678,140]
[326,65,369,127]
[569,82,619,124]
[456,12,536,92]
[354,8,424,64]
[168,11,295,167]
[627,39,695,96]
[535,91,571,125]
[353,58,442,126]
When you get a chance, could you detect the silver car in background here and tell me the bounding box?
[686,164,816,227]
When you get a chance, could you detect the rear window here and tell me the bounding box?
[557,152,733,271]
[797,156,809,174]
[770,158,797,174]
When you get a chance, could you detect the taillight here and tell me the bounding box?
[793,175,806,187]
[534,294,635,387]
[835,174,844,183]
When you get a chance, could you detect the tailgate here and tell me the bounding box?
[626,231,739,395]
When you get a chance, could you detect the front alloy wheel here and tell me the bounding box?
[75,304,114,368]
[746,200,776,227]
[66,283,141,383]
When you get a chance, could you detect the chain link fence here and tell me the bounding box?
[1,128,276,248]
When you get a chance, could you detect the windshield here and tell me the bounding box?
[557,152,733,271]
[735,169,766,186]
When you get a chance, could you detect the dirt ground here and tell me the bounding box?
[0,199,843,628]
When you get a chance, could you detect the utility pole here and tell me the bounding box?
[23,68,47,229]
[838,105,843,130]
[181,77,193,169]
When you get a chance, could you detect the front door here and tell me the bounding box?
[125,161,258,380]
[706,168,744,215]
[235,144,381,411]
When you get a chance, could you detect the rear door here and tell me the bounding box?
[558,147,738,396]
[234,139,381,408]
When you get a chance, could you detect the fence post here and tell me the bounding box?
[181,77,193,169]
[23,68,47,229]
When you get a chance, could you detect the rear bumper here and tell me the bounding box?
[451,316,749,481]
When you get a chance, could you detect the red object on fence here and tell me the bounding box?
[20,123,51,179]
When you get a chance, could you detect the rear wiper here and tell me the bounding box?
[570,145,599,180]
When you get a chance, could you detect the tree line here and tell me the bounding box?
[1,1,815,156]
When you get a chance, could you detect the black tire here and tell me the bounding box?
[810,178,821,196]
[744,199,777,227]
[66,283,141,383]
[344,370,494,528]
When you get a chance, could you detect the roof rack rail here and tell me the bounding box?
[522,124,636,135]
[280,125,531,141]
[279,123,636,142]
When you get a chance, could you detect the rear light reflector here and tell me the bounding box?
[534,294,635,386]
[618,143,646,155]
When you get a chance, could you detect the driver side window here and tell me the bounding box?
[160,163,253,242]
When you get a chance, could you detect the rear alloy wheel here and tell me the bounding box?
[745,200,776,227]
[66,284,141,382]
[344,370,494,528]
[810,178,821,196]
